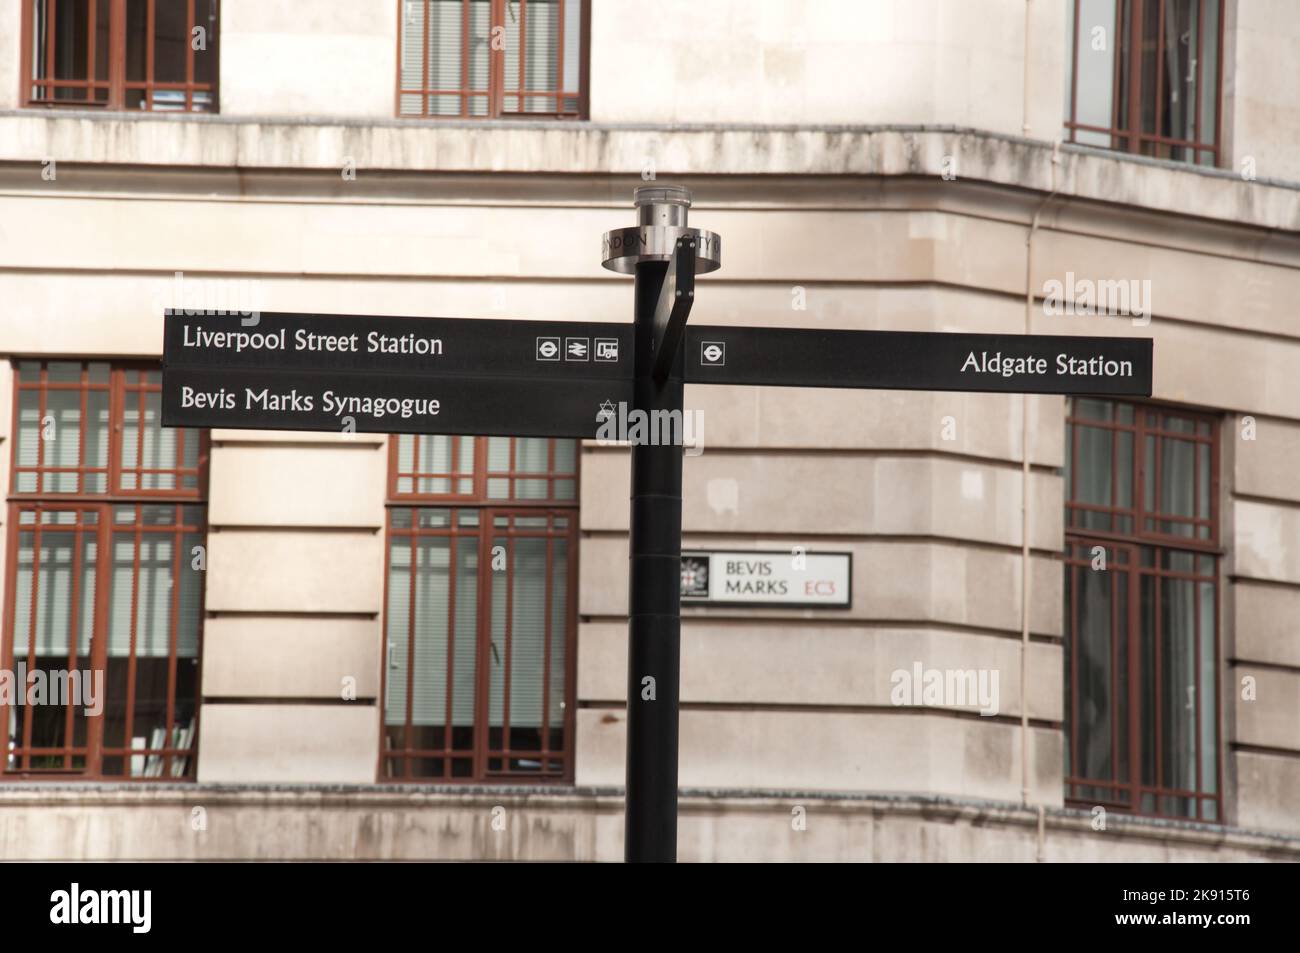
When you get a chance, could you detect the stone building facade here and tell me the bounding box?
[0,0,1296,860]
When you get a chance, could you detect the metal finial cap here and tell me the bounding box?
[634,185,692,208]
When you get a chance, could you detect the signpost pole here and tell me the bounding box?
[603,186,721,862]
[626,252,682,863]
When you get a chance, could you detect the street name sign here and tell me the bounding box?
[680,550,851,608]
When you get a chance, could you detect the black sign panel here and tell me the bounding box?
[163,311,633,381]
[684,327,1153,396]
[162,366,633,439]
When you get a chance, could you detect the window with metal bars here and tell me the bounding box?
[21,0,219,112]
[3,362,208,779]
[397,0,587,118]
[383,434,577,781]
[1064,0,1223,166]
[1063,398,1221,821]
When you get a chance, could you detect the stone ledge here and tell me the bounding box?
[1,116,1297,234]
[0,783,1293,849]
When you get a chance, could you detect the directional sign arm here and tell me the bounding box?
[162,366,632,439]
[684,326,1153,396]
[650,238,696,383]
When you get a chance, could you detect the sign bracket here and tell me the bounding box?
[650,236,695,383]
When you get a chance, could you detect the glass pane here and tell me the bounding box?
[52,0,90,85]
[1159,575,1198,810]
[554,438,576,475]
[44,389,82,493]
[16,388,42,493]
[411,536,451,727]
[417,508,450,529]
[1072,558,1117,782]
[1073,397,1112,422]
[152,0,190,84]
[487,436,511,473]
[1073,0,1119,133]
[548,535,568,734]
[517,438,551,476]
[108,523,176,658]
[1143,435,1155,513]
[1197,442,1210,521]
[468,0,490,94]
[1139,0,1159,136]
[85,388,110,493]
[142,392,175,489]
[1199,0,1220,147]
[1074,424,1113,531]
[1171,0,1198,144]
[1198,580,1217,797]
[398,92,423,116]
[490,535,551,744]
[1139,571,1156,786]
[1116,568,1129,782]
[124,0,147,83]
[418,434,453,474]
[385,531,478,730]
[13,525,96,658]
[1116,430,1134,509]
[47,362,81,383]
[431,0,466,93]
[1159,435,1196,535]
[193,0,218,93]
[515,479,548,500]
[457,435,475,474]
[563,0,581,95]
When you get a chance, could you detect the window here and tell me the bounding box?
[1064,0,1223,165]
[3,362,208,779]
[1063,398,1220,821]
[383,434,577,781]
[397,0,587,118]
[21,0,219,112]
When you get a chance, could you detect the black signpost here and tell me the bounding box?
[161,185,1153,864]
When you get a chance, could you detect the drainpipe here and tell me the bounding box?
[1023,139,1061,842]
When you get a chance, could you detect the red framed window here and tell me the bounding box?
[3,362,209,779]
[1063,398,1221,821]
[1064,0,1223,166]
[383,434,577,781]
[21,0,219,112]
[397,0,588,118]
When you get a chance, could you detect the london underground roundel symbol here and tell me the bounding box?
[536,337,560,361]
[701,342,725,366]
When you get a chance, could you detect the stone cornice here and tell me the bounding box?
[1,114,1298,235]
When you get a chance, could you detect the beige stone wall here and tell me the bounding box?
[1,1,1298,179]
[1227,0,1300,182]
[0,0,1297,856]
[0,787,1294,862]
[0,137,1298,854]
